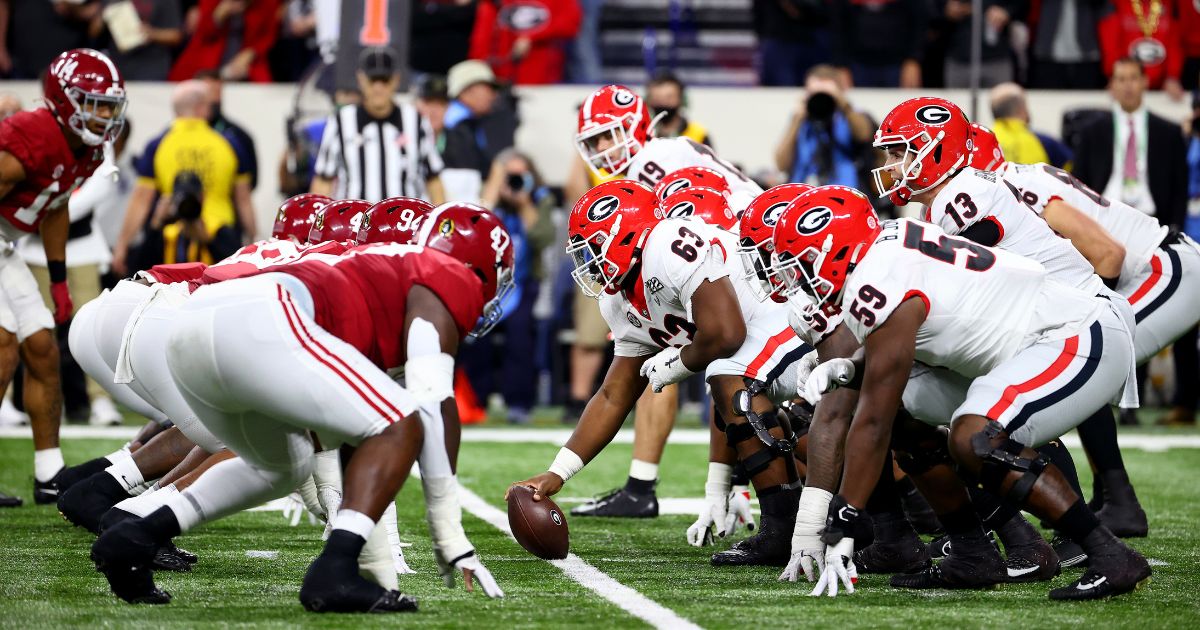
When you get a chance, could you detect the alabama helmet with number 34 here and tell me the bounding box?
[566,180,661,298]
[273,193,330,243]
[872,97,972,205]
[417,202,515,337]
[309,199,372,243]
[738,183,814,302]
[658,186,738,231]
[356,196,435,245]
[771,186,881,313]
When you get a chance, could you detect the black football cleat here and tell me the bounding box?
[710,514,792,567]
[56,457,113,493]
[993,514,1060,583]
[927,530,999,560]
[892,538,1007,590]
[91,519,170,604]
[570,487,658,518]
[58,474,129,534]
[1049,531,1151,600]
[1051,534,1088,568]
[0,491,22,508]
[153,541,197,573]
[99,506,138,533]
[300,552,417,613]
[1094,471,1149,538]
[855,512,930,574]
[33,471,64,505]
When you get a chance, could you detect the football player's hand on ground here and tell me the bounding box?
[435,548,504,598]
[780,487,833,583]
[723,486,756,536]
[810,539,857,597]
[506,472,564,502]
[687,483,731,546]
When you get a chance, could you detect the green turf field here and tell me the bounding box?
[1,429,1198,629]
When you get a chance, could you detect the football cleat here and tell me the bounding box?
[994,515,1060,582]
[58,473,130,534]
[890,543,1007,590]
[570,487,658,518]
[710,514,792,567]
[0,490,22,508]
[927,530,999,560]
[153,541,197,573]
[1050,534,1089,568]
[300,551,418,613]
[99,506,137,533]
[91,519,170,604]
[855,538,931,575]
[1094,471,1149,538]
[33,471,64,505]
[1049,534,1150,601]
[55,457,112,492]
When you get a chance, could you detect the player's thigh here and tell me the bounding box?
[954,317,1132,447]
[902,363,970,426]
[174,385,313,480]
[129,309,222,450]
[0,254,52,341]
[1130,242,1200,363]
[94,280,154,372]
[706,306,810,386]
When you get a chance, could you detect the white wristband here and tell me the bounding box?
[704,462,733,497]
[547,447,584,482]
[796,487,833,527]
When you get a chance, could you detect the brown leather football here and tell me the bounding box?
[507,485,569,560]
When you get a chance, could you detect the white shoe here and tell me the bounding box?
[88,396,123,427]
[0,397,29,427]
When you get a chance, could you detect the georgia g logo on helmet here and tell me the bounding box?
[587,195,621,221]
[915,104,952,126]
[666,201,695,218]
[612,88,636,107]
[762,202,789,227]
[796,206,834,235]
[661,178,690,199]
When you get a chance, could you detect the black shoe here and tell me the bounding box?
[891,540,1007,589]
[1049,531,1151,600]
[1051,534,1088,568]
[1118,408,1140,427]
[34,470,64,505]
[899,485,943,536]
[99,506,138,533]
[91,519,171,604]
[994,515,1059,583]
[153,541,197,572]
[300,552,418,613]
[711,514,792,567]
[570,487,658,518]
[0,491,22,507]
[927,530,999,560]
[58,474,130,534]
[56,457,112,492]
[1094,470,1148,538]
[854,512,930,574]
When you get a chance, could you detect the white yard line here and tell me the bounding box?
[6,425,1200,451]
[453,480,702,630]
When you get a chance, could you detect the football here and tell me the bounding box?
[506,485,570,560]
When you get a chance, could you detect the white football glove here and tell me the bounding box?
[317,485,342,540]
[280,492,320,527]
[803,358,856,404]
[779,488,833,583]
[639,346,695,393]
[435,549,504,598]
[793,349,821,402]
[809,538,857,597]
[723,486,756,536]
[687,464,733,546]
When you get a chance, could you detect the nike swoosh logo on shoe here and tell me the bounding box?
[1007,565,1039,577]
[1076,575,1107,590]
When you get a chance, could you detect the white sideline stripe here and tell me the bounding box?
[5,425,1200,451]
[455,482,701,630]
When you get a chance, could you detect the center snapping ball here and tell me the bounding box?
[507,485,570,560]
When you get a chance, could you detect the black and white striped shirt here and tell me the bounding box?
[313,102,444,202]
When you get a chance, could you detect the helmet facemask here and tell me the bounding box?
[773,236,839,319]
[738,237,786,303]
[871,130,949,202]
[473,264,514,338]
[68,87,127,146]
[575,114,642,179]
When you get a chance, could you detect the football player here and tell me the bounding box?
[0,49,126,504]
[971,123,1200,539]
[569,87,763,520]
[90,204,513,611]
[774,186,1150,600]
[509,180,809,566]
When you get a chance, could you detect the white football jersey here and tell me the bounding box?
[786,295,843,347]
[627,137,763,215]
[842,218,1103,378]
[998,162,1167,283]
[926,168,1103,294]
[601,218,776,357]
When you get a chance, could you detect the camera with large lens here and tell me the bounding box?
[806,91,837,123]
[172,171,203,221]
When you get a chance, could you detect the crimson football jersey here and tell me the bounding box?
[0,109,104,238]
[259,244,485,370]
[199,239,350,285]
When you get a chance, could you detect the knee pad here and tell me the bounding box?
[969,421,1047,504]
[891,417,952,475]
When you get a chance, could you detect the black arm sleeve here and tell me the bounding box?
[960,217,1003,247]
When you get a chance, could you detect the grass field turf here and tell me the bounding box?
[1,429,1198,629]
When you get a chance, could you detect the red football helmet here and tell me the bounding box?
[872,97,972,205]
[356,197,435,245]
[737,184,815,302]
[658,186,738,231]
[308,199,371,243]
[43,49,127,146]
[968,123,1006,172]
[653,166,731,202]
[771,186,880,313]
[272,194,330,243]
[416,203,515,336]
[575,85,652,178]
[566,180,660,298]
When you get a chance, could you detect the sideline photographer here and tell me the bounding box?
[136,171,241,268]
[773,64,874,187]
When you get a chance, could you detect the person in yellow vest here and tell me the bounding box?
[989,82,1074,169]
[645,69,712,147]
[112,80,256,275]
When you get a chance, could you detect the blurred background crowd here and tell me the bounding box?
[1,0,1197,429]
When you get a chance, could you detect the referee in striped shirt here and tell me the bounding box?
[311,47,446,203]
